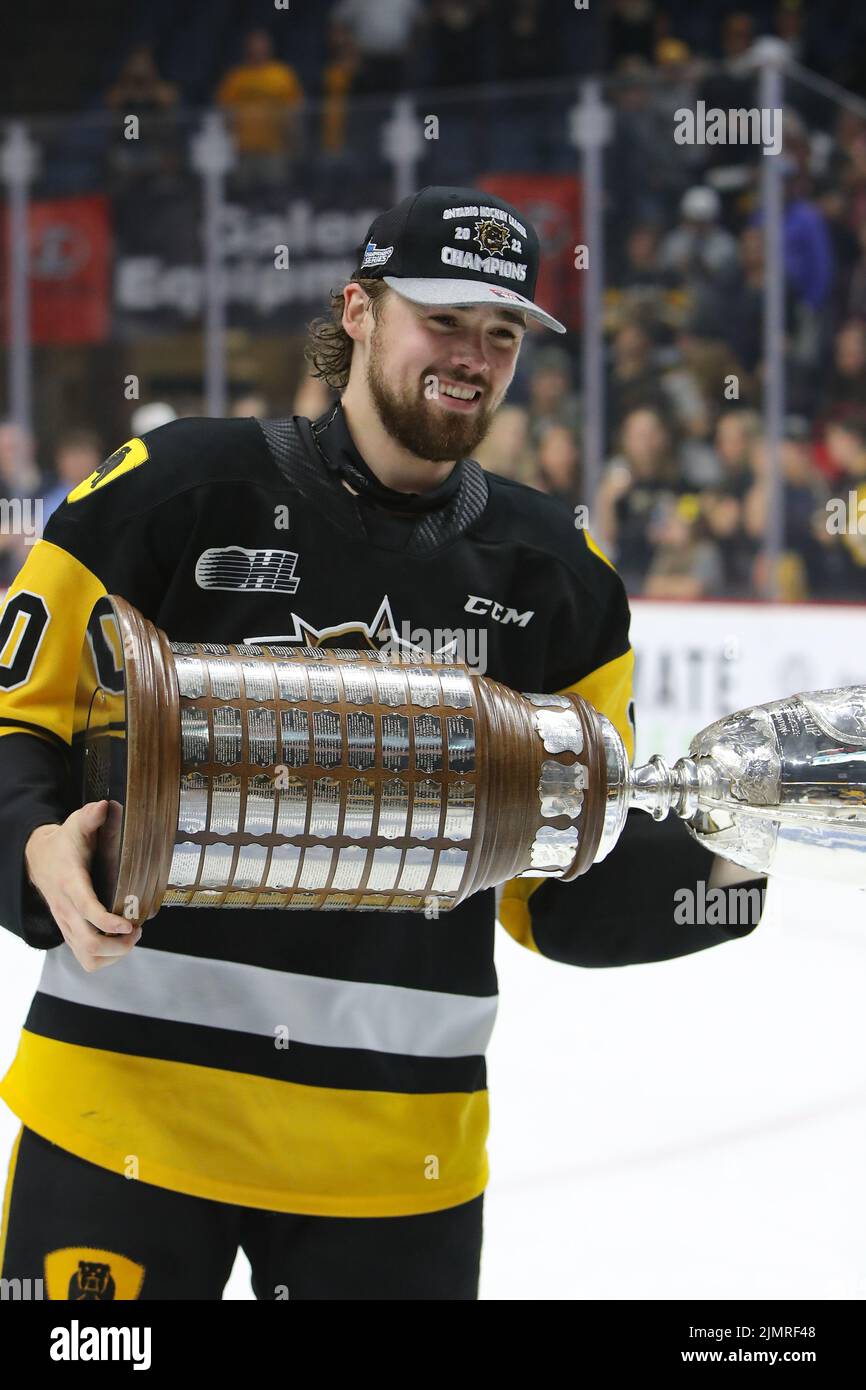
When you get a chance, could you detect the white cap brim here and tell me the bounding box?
[383,276,566,334]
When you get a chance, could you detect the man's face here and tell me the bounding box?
[363,291,526,463]
[245,29,272,65]
[716,414,748,465]
[837,326,866,375]
[826,424,865,472]
[57,445,101,485]
[0,422,34,480]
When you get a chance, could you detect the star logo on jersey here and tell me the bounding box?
[44,1247,145,1300]
[66,438,149,504]
[473,218,511,258]
[244,594,459,659]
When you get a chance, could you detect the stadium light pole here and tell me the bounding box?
[756,39,788,601]
[569,80,611,521]
[382,96,423,206]
[191,112,234,419]
[1,123,38,480]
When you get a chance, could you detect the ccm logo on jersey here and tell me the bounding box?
[464,594,534,626]
[196,547,301,594]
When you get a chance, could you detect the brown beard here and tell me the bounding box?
[366,325,499,463]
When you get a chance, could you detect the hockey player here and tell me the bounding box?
[0,186,763,1300]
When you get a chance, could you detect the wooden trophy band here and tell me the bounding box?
[109,598,181,921]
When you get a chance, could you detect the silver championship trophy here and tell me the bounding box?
[599,687,866,888]
[75,596,866,917]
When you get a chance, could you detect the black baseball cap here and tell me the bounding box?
[352,185,566,334]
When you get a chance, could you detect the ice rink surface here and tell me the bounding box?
[1,876,863,1301]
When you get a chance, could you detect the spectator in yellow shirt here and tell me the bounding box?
[216,28,303,186]
[321,20,360,156]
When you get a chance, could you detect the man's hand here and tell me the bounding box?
[25,801,142,971]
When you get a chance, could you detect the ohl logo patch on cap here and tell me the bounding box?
[44,1247,145,1300]
[66,438,149,504]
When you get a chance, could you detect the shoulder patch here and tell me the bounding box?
[66,438,149,504]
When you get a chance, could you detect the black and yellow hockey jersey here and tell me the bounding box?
[0,406,758,1217]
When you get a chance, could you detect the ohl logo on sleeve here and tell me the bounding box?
[44,1247,145,1300]
[66,438,149,504]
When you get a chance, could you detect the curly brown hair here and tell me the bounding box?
[304,278,390,391]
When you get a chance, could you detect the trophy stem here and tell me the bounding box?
[627,755,724,821]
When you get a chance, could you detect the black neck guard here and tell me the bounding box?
[256,409,489,555]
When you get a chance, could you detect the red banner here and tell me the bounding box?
[2,194,111,344]
[479,174,582,332]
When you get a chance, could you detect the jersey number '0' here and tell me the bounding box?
[86,608,125,694]
[0,591,50,692]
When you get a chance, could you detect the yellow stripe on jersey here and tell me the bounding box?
[0,1032,489,1217]
[583,528,616,571]
[497,877,544,954]
[0,541,106,744]
[498,645,635,953]
[557,646,635,766]
[0,1123,23,1275]
[0,607,30,669]
[66,438,149,505]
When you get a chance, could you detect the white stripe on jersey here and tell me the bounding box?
[38,946,498,1059]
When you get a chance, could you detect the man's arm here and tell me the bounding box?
[0,424,195,952]
[497,528,765,966]
[498,810,764,968]
[0,731,70,947]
